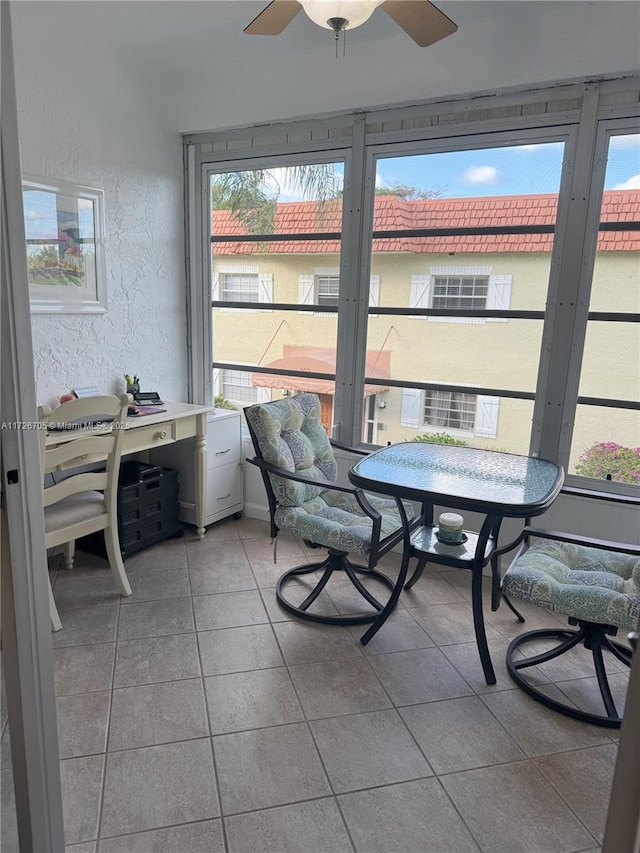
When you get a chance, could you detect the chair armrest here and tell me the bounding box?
[247,456,359,494]
[329,438,368,457]
[525,526,640,557]
[246,456,383,526]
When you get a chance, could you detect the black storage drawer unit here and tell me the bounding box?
[117,461,182,556]
[79,460,182,558]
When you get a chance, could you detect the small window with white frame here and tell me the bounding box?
[432,275,489,310]
[316,274,340,306]
[401,385,500,439]
[213,263,273,308]
[409,267,512,324]
[423,389,476,432]
[221,369,258,406]
[221,273,260,303]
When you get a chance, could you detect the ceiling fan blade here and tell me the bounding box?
[381,1,457,47]
[244,1,302,35]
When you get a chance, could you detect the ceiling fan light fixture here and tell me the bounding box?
[299,0,384,31]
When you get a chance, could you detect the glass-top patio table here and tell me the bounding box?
[350,442,564,684]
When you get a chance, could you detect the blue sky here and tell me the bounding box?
[375,134,640,198]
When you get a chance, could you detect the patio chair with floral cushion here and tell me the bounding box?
[502,526,639,727]
[244,393,416,626]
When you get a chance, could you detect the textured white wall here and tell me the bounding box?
[11,5,186,408]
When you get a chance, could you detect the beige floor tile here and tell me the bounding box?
[108,679,209,750]
[53,572,123,611]
[260,584,339,622]
[193,590,268,630]
[186,538,250,571]
[57,692,110,758]
[242,534,306,564]
[51,606,118,648]
[65,843,96,853]
[273,620,362,665]
[441,761,594,853]
[122,537,187,571]
[214,723,331,814]
[481,687,611,757]
[410,601,502,646]
[189,561,257,595]
[400,695,525,774]
[535,744,618,843]
[368,647,473,706]
[99,820,224,852]
[121,567,191,603]
[338,778,480,853]
[325,576,398,617]
[60,754,105,845]
[204,668,304,734]
[310,709,432,793]
[197,517,241,542]
[54,644,115,696]
[235,516,271,539]
[197,624,283,676]
[350,608,434,655]
[225,798,353,853]
[249,555,316,589]
[101,739,219,837]
[401,571,466,609]
[117,596,194,640]
[113,633,200,687]
[441,637,533,694]
[554,673,630,719]
[289,657,392,719]
[1,769,18,853]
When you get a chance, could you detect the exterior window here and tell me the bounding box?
[432,276,488,310]
[221,273,259,303]
[316,275,339,306]
[222,370,257,405]
[424,390,476,431]
[401,387,499,439]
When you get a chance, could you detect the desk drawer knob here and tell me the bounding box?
[156,429,168,440]
[215,448,231,455]
[217,493,231,501]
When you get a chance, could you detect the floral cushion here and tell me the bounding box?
[502,538,640,631]
[245,394,337,507]
[245,393,413,555]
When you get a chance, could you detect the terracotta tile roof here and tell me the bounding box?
[212,190,640,255]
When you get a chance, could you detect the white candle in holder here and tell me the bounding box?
[438,512,464,543]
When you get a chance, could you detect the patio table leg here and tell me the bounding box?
[472,565,496,684]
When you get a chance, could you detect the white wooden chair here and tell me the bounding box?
[39,394,132,631]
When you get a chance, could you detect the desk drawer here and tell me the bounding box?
[207,461,242,514]
[208,416,241,469]
[125,420,177,453]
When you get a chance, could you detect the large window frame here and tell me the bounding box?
[186,83,640,500]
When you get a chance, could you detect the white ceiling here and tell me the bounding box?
[15,1,640,132]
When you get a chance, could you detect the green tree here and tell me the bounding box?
[211,165,340,234]
[374,183,445,200]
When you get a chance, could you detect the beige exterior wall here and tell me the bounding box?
[212,248,639,469]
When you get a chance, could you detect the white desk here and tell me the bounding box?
[45,402,212,539]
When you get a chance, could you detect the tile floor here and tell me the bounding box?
[1,515,628,852]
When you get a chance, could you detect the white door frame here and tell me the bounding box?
[1,2,65,849]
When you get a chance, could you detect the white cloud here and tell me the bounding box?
[613,173,640,190]
[518,142,564,153]
[610,134,640,150]
[463,165,498,185]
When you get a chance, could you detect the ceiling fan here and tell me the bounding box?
[244,1,458,48]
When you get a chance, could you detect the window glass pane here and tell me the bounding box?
[211,163,343,237]
[362,386,534,454]
[571,405,640,485]
[211,161,345,426]
[362,141,564,448]
[579,321,639,400]
[569,132,640,484]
